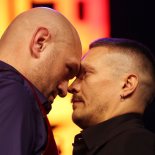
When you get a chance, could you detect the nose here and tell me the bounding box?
[68,79,79,94]
[57,81,68,97]
[68,84,74,94]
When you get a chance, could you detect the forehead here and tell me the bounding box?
[57,35,82,58]
[56,25,82,54]
[65,42,82,71]
[83,46,132,63]
[68,44,82,66]
[81,46,134,76]
[55,35,82,60]
[81,47,109,66]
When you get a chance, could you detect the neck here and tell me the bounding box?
[104,101,144,122]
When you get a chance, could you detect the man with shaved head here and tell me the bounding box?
[68,38,155,155]
[0,7,82,155]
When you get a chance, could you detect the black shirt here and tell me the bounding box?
[73,113,155,155]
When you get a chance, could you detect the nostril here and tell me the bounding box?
[67,87,72,93]
[58,88,67,97]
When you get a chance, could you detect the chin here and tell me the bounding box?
[72,115,88,129]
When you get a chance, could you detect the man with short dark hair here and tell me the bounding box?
[68,38,155,155]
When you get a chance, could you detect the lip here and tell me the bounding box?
[72,99,84,104]
[71,95,84,109]
[72,100,84,110]
[72,99,84,107]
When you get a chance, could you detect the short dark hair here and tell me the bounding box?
[89,38,153,61]
[89,38,155,104]
[89,38,155,81]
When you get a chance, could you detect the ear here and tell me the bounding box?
[30,27,51,58]
[121,74,139,98]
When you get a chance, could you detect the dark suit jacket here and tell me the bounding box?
[73,113,155,155]
[0,60,55,155]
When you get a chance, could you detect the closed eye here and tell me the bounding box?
[66,64,79,80]
[77,64,95,79]
[77,66,86,79]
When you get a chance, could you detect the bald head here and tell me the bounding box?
[0,7,81,65]
[0,7,80,50]
[0,8,82,100]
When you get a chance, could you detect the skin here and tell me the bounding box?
[68,46,150,129]
[0,7,82,104]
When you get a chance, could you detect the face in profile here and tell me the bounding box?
[68,47,122,129]
[43,34,82,103]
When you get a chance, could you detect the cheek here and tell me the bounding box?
[54,66,66,80]
[80,79,99,101]
[84,80,113,104]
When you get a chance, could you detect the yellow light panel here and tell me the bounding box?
[0,0,9,36]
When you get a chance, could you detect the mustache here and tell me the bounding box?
[71,95,84,103]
